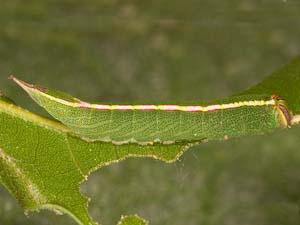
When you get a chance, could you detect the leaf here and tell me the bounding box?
[242,57,300,113]
[117,215,148,225]
[0,98,187,225]
[0,58,300,225]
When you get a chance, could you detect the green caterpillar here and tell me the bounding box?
[11,76,291,145]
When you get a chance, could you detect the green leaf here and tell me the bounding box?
[242,57,300,113]
[0,58,300,225]
[117,215,148,225]
[0,98,186,225]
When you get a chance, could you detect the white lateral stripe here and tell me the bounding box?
[35,89,276,112]
[185,106,202,111]
[136,105,157,110]
[158,105,179,111]
[207,105,219,111]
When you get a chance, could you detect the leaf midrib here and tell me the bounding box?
[0,99,70,134]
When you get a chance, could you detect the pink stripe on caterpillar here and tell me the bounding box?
[159,105,180,111]
[78,100,276,112]
[206,105,220,111]
[11,76,278,112]
[79,101,111,110]
[185,106,201,112]
[138,105,157,110]
[115,105,134,110]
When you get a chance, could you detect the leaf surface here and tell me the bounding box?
[0,98,187,225]
[242,58,300,113]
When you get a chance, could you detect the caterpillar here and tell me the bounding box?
[11,76,291,145]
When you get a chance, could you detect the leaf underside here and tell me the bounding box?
[0,58,300,225]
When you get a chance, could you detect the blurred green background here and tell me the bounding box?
[1,0,300,224]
